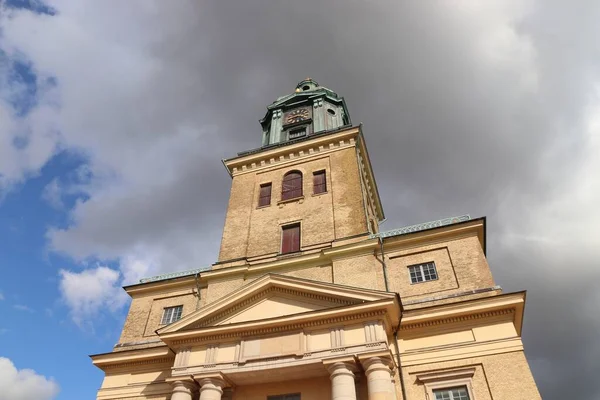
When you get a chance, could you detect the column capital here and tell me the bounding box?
[168,378,198,396]
[327,361,358,379]
[361,356,395,375]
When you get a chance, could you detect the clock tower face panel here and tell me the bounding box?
[284,107,312,125]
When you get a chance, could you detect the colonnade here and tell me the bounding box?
[170,356,396,400]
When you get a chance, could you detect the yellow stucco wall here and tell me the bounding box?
[386,234,496,306]
[217,145,369,264]
[118,286,199,346]
[233,377,332,400]
[402,351,541,400]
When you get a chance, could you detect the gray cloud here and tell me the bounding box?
[1,1,599,398]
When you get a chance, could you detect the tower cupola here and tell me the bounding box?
[259,79,351,147]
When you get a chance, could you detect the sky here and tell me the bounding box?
[0,0,599,399]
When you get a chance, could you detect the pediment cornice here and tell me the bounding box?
[156,274,399,344]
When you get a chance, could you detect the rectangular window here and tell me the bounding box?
[267,394,301,400]
[161,305,183,325]
[288,127,306,139]
[408,262,438,283]
[281,223,301,254]
[258,183,272,207]
[433,386,470,400]
[313,170,327,194]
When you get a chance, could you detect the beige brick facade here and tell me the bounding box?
[93,109,539,399]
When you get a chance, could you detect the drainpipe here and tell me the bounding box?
[380,237,408,400]
[380,237,390,292]
[194,272,202,310]
[394,317,408,400]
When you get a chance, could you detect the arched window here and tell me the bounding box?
[282,171,303,200]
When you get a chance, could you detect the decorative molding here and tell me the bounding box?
[400,308,514,331]
[102,356,175,370]
[172,310,386,346]
[371,215,471,239]
[415,366,476,383]
[187,286,357,330]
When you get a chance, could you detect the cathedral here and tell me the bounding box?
[91,79,541,400]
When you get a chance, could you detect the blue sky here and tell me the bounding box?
[1,47,115,400]
[1,1,600,399]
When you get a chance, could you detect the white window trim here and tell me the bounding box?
[408,261,438,284]
[161,305,183,325]
[415,367,476,400]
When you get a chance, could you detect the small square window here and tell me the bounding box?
[161,305,183,325]
[433,386,470,400]
[289,127,306,139]
[408,262,438,284]
[259,183,272,207]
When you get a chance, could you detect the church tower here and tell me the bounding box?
[217,78,383,268]
[91,80,541,400]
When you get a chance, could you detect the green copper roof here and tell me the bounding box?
[371,215,471,239]
[137,215,471,284]
[138,266,211,284]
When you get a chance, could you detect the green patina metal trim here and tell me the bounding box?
[371,215,471,239]
[139,266,212,284]
[138,215,471,284]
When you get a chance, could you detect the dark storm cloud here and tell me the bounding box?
[2,1,598,398]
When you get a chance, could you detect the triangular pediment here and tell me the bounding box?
[157,274,396,335]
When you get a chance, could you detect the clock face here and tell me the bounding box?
[286,108,310,124]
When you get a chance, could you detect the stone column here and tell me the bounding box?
[328,362,358,400]
[362,357,395,400]
[198,377,224,400]
[170,380,197,400]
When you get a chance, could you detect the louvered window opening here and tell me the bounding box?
[282,171,303,200]
[161,305,183,325]
[313,170,327,194]
[281,224,301,254]
[289,127,306,139]
[259,183,272,207]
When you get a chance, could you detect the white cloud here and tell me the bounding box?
[58,266,128,328]
[13,304,34,313]
[0,291,4,300]
[41,178,63,209]
[0,357,59,400]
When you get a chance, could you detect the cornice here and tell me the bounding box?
[161,298,398,345]
[100,356,175,371]
[400,308,514,331]
[224,127,360,175]
[91,346,174,371]
[400,291,526,335]
[170,309,388,346]
[157,274,396,335]
[192,286,357,329]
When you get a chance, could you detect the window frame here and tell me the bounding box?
[160,305,183,325]
[433,386,471,400]
[415,367,476,400]
[280,223,301,254]
[408,261,438,284]
[312,170,327,195]
[281,170,303,201]
[258,182,272,207]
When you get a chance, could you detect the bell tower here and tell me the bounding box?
[216,79,384,267]
[260,78,351,146]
